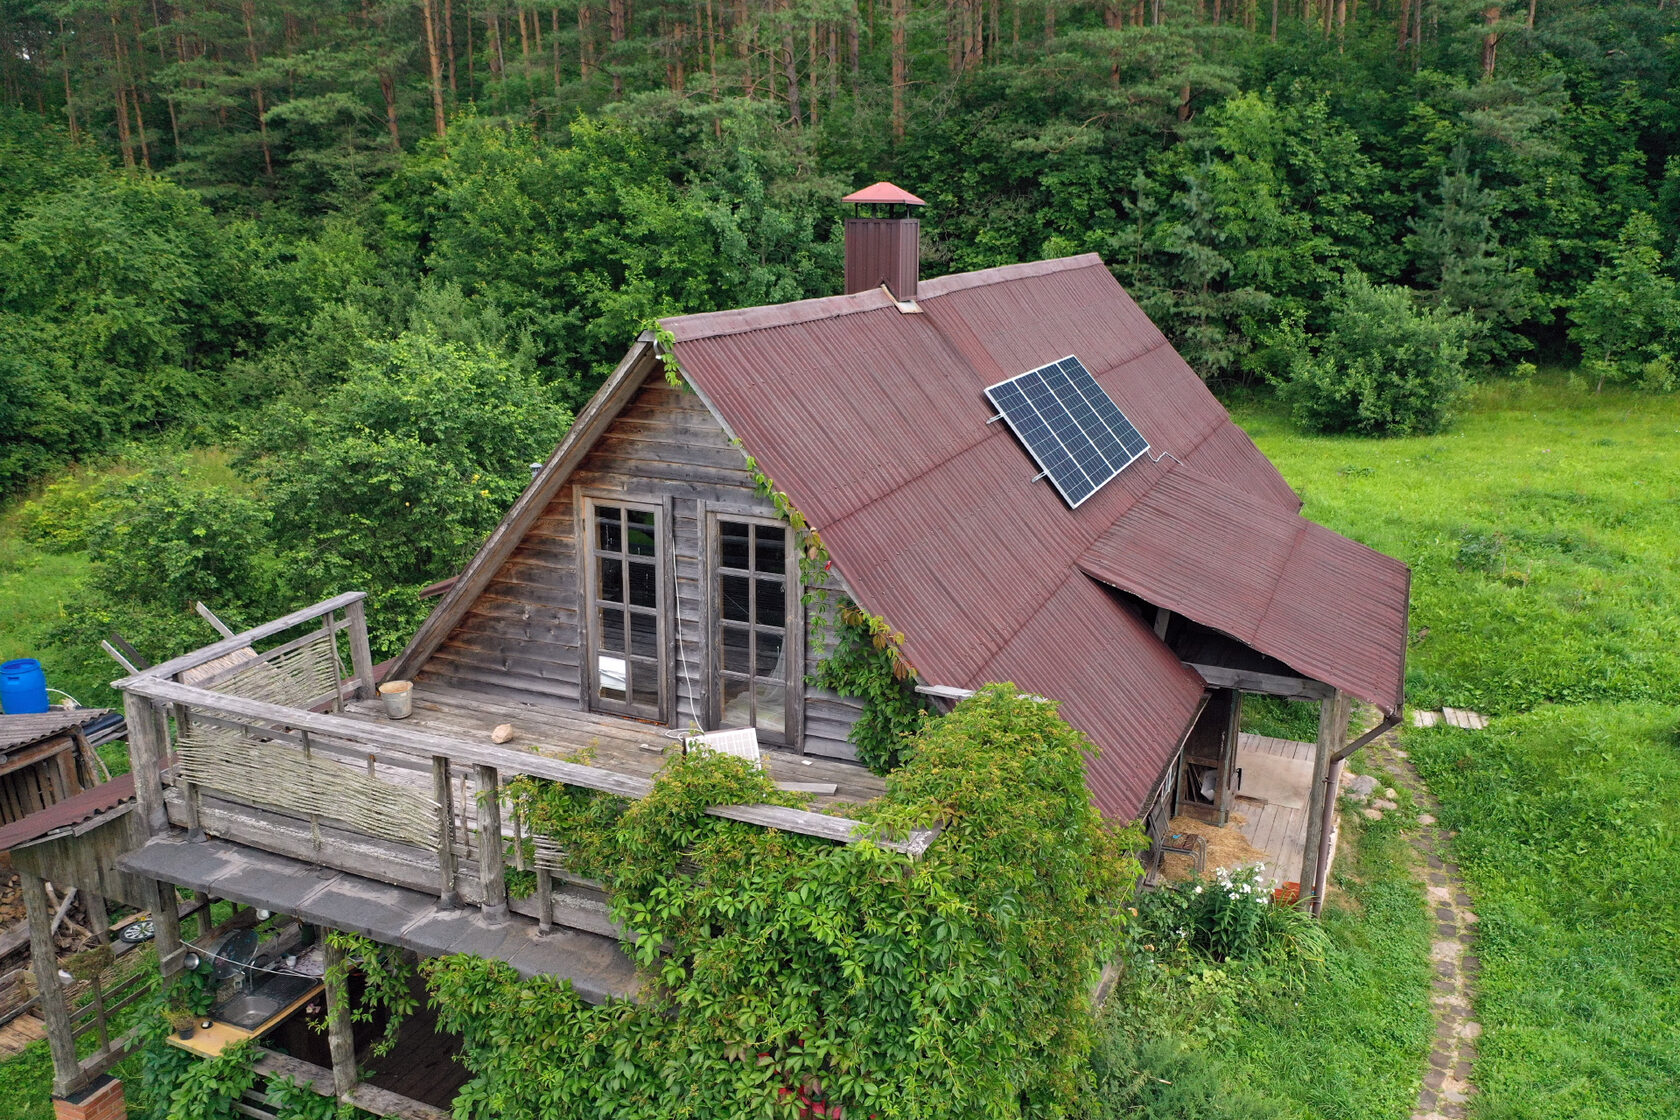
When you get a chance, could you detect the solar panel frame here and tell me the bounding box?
[985,355,1150,508]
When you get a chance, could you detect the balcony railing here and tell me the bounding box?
[113,593,935,931]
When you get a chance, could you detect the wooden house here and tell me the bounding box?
[23,182,1407,1114]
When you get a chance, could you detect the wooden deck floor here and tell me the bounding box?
[339,682,887,809]
[1231,733,1318,889]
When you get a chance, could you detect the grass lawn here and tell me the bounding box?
[1230,375,1680,1119]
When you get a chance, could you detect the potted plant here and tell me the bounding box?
[164,988,197,1039]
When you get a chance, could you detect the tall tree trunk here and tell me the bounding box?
[467,5,476,89]
[422,0,448,139]
[1270,0,1279,39]
[579,3,594,76]
[1481,3,1499,74]
[59,19,78,141]
[1045,0,1055,41]
[108,12,136,167]
[891,0,906,140]
[607,0,625,95]
[1395,0,1410,51]
[780,0,799,125]
[1525,0,1535,28]
[148,0,182,153]
[379,69,401,149]
[808,20,818,121]
[445,0,458,89]
[241,0,274,177]
[552,9,563,94]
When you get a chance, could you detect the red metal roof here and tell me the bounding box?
[0,772,135,852]
[1079,462,1410,716]
[664,253,1408,817]
[841,181,927,206]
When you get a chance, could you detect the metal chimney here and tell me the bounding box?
[842,182,926,301]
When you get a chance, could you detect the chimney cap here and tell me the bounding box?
[842,181,927,206]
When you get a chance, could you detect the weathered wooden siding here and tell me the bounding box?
[417,371,862,760]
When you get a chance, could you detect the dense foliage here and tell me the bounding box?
[429,685,1138,1118]
[809,602,934,773]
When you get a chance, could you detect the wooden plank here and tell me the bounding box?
[116,592,367,688]
[21,869,80,1096]
[1186,663,1334,702]
[344,599,377,700]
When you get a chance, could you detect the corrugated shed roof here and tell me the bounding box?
[0,709,111,753]
[0,772,135,852]
[1079,463,1410,715]
[664,254,1380,817]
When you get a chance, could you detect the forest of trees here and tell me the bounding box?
[2,0,1678,689]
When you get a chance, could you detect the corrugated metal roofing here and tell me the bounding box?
[664,253,1408,818]
[0,772,135,852]
[1079,463,1410,715]
[0,709,110,753]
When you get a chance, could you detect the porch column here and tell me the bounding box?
[141,877,186,982]
[475,765,508,922]
[122,692,171,837]
[21,869,82,1097]
[1299,689,1351,901]
[322,937,358,1098]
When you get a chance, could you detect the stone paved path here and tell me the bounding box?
[1359,737,1480,1120]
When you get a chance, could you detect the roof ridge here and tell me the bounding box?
[916,253,1107,300]
[662,287,894,342]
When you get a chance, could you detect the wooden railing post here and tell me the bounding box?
[536,868,554,936]
[433,756,458,909]
[474,764,507,922]
[344,597,377,700]
[122,693,171,837]
[22,869,81,1097]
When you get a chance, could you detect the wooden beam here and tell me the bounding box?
[1299,690,1351,898]
[21,869,81,1097]
[433,756,458,908]
[321,938,358,1098]
[123,692,170,837]
[344,599,377,700]
[1186,663,1334,703]
[475,765,508,922]
[113,592,367,689]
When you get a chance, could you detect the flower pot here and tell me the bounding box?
[378,679,414,719]
[176,1024,195,1040]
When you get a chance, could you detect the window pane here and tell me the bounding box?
[720,520,750,570]
[627,509,656,556]
[755,529,787,575]
[599,557,624,603]
[753,681,786,736]
[599,610,625,653]
[721,625,751,673]
[756,578,785,629]
[721,574,751,622]
[628,560,657,608]
[756,630,784,676]
[720,677,753,727]
[597,655,627,701]
[630,612,658,658]
[597,507,621,552]
[630,659,659,708]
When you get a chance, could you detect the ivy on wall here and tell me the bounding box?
[434,686,1142,1119]
[810,601,934,774]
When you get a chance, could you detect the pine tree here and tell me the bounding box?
[1569,212,1680,392]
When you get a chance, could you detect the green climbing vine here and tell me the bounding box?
[428,686,1143,1120]
[810,600,934,774]
[642,319,687,390]
[323,930,418,1059]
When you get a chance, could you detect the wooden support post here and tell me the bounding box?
[321,613,346,713]
[191,891,212,939]
[536,868,554,936]
[84,891,111,945]
[122,692,171,837]
[21,869,81,1097]
[144,877,186,982]
[344,598,377,700]
[433,756,458,909]
[474,764,508,922]
[322,937,358,1098]
[1299,690,1351,900]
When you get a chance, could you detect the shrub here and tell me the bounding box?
[1274,272,1470,436]
[1569,211,1680,392]
[1087,1030,1291,1120]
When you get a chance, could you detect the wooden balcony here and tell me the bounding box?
[110,593,933,996]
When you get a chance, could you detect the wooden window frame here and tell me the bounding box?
[701,505,804,750]
[579,491,672,724]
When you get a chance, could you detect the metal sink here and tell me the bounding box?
[212,974,320,1030]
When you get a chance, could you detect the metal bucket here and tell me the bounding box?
[378,680,414,720]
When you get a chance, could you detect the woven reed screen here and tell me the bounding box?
[175,726,440,850]
[209,633,342,709]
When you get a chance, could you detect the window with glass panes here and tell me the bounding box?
[588,502,664,720]
[714,518,793,743]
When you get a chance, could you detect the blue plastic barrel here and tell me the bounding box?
[0,658,50,714]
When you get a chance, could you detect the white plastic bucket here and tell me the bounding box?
[378,679,414,719]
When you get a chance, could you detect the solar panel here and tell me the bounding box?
[985,356,1150,508]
